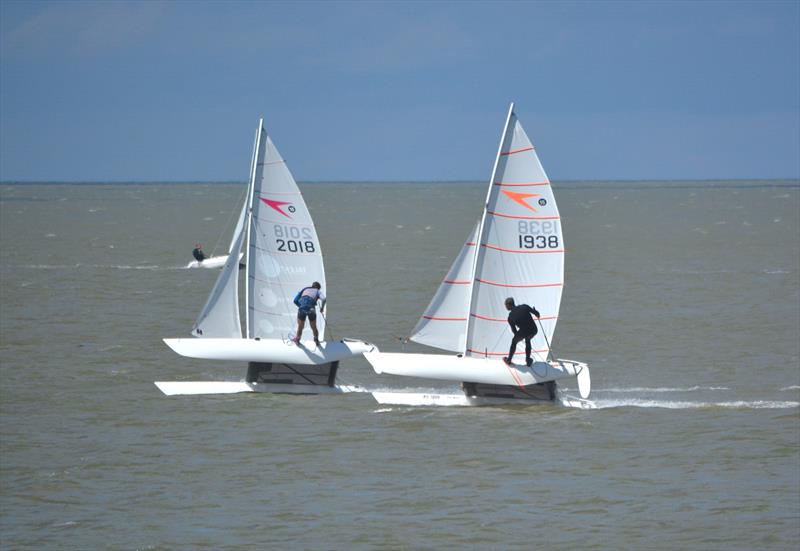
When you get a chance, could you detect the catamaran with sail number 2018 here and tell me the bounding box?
[157,118,377,396]
[365,103,592,407]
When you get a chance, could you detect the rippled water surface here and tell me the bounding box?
[1,181,798,550]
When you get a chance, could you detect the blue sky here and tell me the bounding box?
[1,0,798,181]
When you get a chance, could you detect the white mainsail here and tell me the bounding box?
[246,127,326,339]
[465,103,564,360]
[409,104,564,361]
[191,119,327,340]
[409,221,479,352]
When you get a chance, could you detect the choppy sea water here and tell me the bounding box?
[1,180,798,550]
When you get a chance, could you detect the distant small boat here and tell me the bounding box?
[365,103,591,407]
[186,253,242,270]
[158,118,376,396]
[186,195,248,269]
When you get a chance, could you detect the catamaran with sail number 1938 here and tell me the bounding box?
[365,103,593,408]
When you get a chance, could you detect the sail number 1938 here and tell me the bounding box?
[517,220,560,249]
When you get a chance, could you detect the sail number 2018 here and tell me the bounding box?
[517,220,560,249]
[273,224,316,253]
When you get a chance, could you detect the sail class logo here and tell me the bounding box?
[260,197,295,218]
[501,190,541,212]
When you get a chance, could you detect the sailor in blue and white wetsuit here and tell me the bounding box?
[292,281,326,346]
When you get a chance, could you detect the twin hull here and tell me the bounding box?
[163,337,377,365]
[364,352,591,399]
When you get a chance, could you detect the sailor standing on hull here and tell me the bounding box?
[503,297,541,367]
[292,282,326,346]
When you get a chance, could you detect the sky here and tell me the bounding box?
[0,0,798,182]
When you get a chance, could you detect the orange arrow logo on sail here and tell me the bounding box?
[501,190,541,212]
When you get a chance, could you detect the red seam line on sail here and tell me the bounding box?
[487,211,561,220]
[470,313,558,322]
[482,244,566,254]
[423,316,467,321]
[475,279,562,288]
[500,147,534,156]
[466,242,477,246]
[444,280,470,284]
[493,181,550,187]
[466,349,550,355]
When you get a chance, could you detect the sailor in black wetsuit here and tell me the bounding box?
[503,297,541,367]
[192,243,206,262]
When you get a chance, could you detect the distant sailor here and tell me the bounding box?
[503,297,541,367]
[292,282,326,346]
[192,243,206,262]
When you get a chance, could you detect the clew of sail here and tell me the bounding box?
[409,221,479,352]
[465,105,564,360]
[246,128,326,340]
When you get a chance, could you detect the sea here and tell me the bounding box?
[1,180,798,550]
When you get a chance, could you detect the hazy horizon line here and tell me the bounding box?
[2,178,799,186]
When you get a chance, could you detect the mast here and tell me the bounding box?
[462,102,515,354]
[244,118,263,339]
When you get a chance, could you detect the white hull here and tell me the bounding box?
[163,337,377,365]
[186,252,243,269]
[371,390,595,409]
[364,352,590,399]
[154,381,366,396]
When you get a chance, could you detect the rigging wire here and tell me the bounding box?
[209,183,249,258]
[319,309,335,342]
[537,317,555,363]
